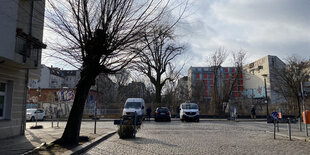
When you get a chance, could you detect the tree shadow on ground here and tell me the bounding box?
[130,137,179,148]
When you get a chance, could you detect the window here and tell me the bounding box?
[204,73,208,79]
[0,82,7,119]
[196,73,200,79]
[232,68,235,72]
[225,74,230,79]
[225,68,228,72]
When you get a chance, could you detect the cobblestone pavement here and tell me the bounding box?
[84,121,310,155]
[0,121,117,155]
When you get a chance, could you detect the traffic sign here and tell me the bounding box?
[271,112,279,120]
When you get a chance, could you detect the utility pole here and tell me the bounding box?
[301,82,308,137]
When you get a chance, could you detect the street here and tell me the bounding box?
[84,120,310,155]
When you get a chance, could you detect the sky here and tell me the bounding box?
[42,0,310,76]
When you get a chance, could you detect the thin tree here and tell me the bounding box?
[221,50,247,113]
[45,0,185,144]
[207,47,228,114]
[135,25,184,104]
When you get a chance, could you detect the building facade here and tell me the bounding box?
[188,66,244,103]
[0,0,46,139]
[243,55,286,106]
[29,64,81,89]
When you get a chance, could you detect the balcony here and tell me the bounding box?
[14,28,46,69]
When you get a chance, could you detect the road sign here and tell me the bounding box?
[271,112,279,120]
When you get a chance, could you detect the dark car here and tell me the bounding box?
[155,107,171,122]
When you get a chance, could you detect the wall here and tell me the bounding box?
[0,0,18,60]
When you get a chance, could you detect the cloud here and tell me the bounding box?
[176,0,310,70]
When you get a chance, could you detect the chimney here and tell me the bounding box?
[51,65,53,68]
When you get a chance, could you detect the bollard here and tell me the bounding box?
[120,118,122,138]
[288,118,291,141]
[51,115,53,128]
[134,112,137,138]
[274,121,276,139]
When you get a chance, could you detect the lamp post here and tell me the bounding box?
[262,74,269,120]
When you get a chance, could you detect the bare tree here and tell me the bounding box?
[207,47,228,114]
[46,0,185,144]
[135,24,184,104]
[221,50,247,113]
[272,55,310,129]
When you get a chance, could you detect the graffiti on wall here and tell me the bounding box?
[56,89,75,102]
[243,87,267,98]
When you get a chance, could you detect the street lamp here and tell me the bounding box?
[262,74,269,120]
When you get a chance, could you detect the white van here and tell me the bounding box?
[180,103,199,122]
[122,98,146,119]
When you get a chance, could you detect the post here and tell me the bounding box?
[120,118,122,138]
[277,121,279,132]
[134,112,137,138]
[262,74,269,121]
[301,82,308,137]
[35,111,38,127]
[57,109,59,127]
[274,121,276,139]
[94,104,97,134]
[288,118,291,141]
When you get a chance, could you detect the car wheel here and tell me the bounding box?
[196,118,199,122]
[42,116,46,121]
[181,119,184,122]
[155,118,157,122]
[31,116,35,122]
[168,118,171,122]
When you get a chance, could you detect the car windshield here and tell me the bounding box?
[157,108,169,112]
[125,102,142,109]
[26,109,36,113]
[182,104,198,109]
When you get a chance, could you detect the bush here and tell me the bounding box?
[117,119,141,139]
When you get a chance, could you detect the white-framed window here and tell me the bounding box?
[0,82,7,119]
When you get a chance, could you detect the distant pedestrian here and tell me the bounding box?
[233,107,238,121]
[251,107,256,119]
[147,107,152,121]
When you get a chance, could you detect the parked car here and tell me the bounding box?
[180,103,199,122]
[122,98,146,120]
[155,107,171,122]
[26,108,46,121]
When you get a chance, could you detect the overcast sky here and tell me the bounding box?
[42,0,310,74]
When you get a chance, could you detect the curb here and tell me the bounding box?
[266,131,310,142]
[63,131,116,155]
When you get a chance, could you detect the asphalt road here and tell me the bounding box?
[84,120,310,155]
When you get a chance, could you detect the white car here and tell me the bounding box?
[26,108,46,121]
[180,103,199,122]
[122,98,145,119]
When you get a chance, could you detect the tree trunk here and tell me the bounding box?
[155,84,162,104]
[58,66,98,144]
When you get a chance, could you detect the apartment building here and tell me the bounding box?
[0,0,46,139]
[29,64,81,89]
[188,66,244,103]
[243,55,286,105]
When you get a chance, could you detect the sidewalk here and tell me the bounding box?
[0,121,117,155]
[265,122,310,141]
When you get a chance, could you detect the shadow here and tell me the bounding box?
[129,137,179,148]
[0,135,35,155]
[25,129,45,145]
